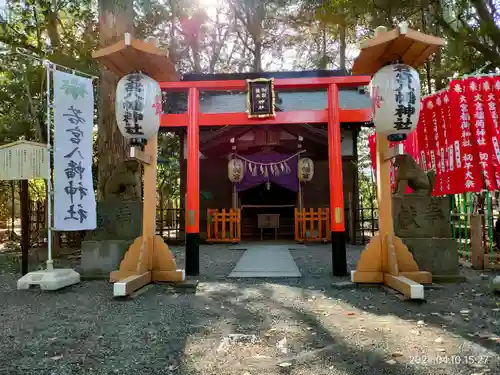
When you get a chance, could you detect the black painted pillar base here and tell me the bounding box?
[331,231,347,277]
[185,233,200,276]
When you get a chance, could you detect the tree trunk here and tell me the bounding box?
[254,41,262,72]
[97,0,139,199]
[432,2,445,90]
[319,24,327,69]
[339,23,346,71]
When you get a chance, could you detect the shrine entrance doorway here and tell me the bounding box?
[160,74,372,277]
[239,181,297,240]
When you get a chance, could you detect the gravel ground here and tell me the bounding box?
[0,244,499,375]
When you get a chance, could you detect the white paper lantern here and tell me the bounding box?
[369,64,421,140]
[228,159,244,182]
[298,158,314,182]
[115,72,162,145]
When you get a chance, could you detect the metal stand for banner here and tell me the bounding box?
[17,62,88,291]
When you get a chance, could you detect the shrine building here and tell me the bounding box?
[161,69,373,244]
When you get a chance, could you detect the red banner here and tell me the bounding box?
[368,132,418,194]
[368,134,398,191]
[426,95,445,195]
[415,110,428,171]
[367,75,500,195]
[448,79,483,192]
[481,76,500,188]
[493,77,500,135]
[439,91,453,194]
[467,77,497,190]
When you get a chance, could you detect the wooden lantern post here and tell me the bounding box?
[351,23,445,299]
[92,34,185,297]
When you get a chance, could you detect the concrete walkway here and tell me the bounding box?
[228,244,301,278]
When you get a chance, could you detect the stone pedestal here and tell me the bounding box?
[393,195,461,281]
[79,198,143,278]
[402,238,461,280]
[79,240,134,278]
[493,276,500,293]
[393,195,451,238]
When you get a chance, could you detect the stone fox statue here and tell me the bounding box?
[103,159,142,200]
[392,153,436,196]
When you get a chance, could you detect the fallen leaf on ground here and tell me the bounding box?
[470,363,487,368]
[277,337,288,354]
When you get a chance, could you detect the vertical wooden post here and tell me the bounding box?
[143,136,158,239]
[327,84,347,276]
[186,87,200,276]
[351,128,359,245]
[376,133,393,272]
[298,182,303,211]
[20,180,30,276]
[470,214,484,269]
[232,184,238,209]
[179,131,186,239]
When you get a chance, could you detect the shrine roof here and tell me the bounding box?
[162,69,371,121]
[180,69,350,82]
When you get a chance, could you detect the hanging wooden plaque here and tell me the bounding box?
[0,140,48,180]
[246,78,276,118]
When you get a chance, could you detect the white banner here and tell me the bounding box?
[53,70,96,230]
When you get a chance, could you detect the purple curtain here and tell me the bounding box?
[236,153,299,192]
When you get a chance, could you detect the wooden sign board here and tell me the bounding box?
[0,140,48,180]
[246,78,276,118]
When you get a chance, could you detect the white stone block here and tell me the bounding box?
[17,269,80,291]
[493,276,500,292]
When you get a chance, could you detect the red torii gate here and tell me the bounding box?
[159,76,372,276]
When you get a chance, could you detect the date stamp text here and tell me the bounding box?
[409,355,490,366]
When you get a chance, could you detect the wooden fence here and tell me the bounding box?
[207,209,241,243]
[451,193,500,270]
[294,208,330,243]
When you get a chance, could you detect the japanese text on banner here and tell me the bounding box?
[449,79,483,192]
[439,91,453,194]
[465,77,496,191]
[481,76,500,188]
[53,70,96,230]
[426,96,444,195]
[415,108,427,171]
[421,97,435,172]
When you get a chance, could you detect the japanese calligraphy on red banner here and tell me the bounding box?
[426,96,445,195]
[447,79,483,192]
[435,91,452,195]
[415,105,428,171]
[481,76,500,188]
[420,97,435,172]
[368,75,500,195]
[368,132,418,194]
[465,77,497,191]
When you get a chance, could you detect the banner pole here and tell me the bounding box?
[45,62,54,272]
